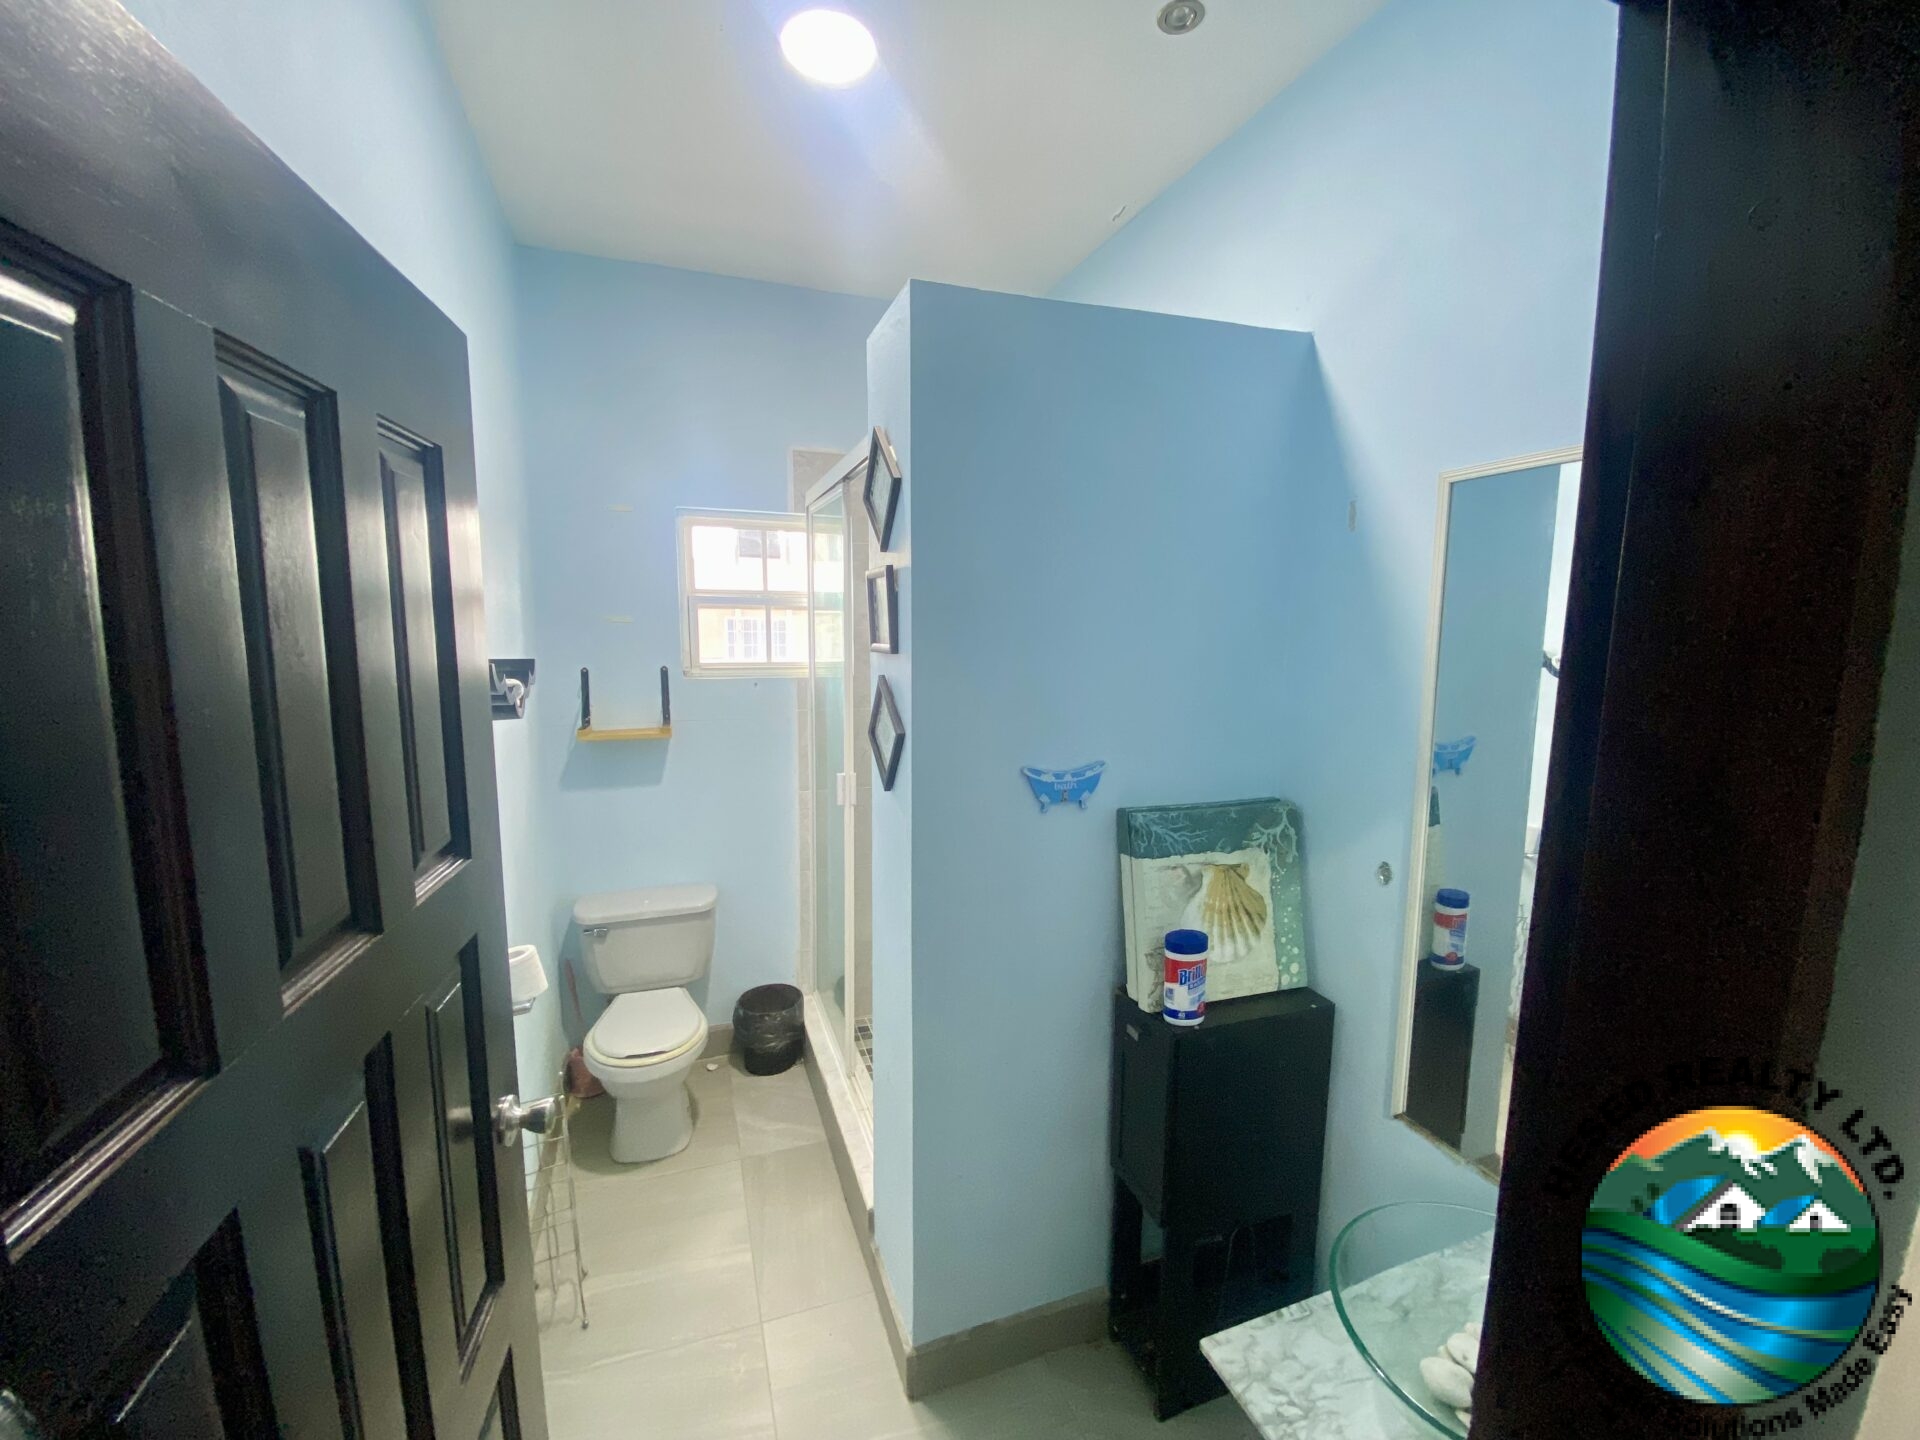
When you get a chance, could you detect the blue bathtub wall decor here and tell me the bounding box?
[1022,761,1106,812]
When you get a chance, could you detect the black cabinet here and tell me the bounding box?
[1402,960,1480,1152]
[1108,987,1335,1418]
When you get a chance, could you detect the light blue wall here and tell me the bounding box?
[1429,466,1560,1160]
[512,249,886,1085]
[1055,0,1617,1260]
[869,282,1314,1342]
[117,0,552,1086]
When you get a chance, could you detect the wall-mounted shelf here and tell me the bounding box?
[577,665,672,742]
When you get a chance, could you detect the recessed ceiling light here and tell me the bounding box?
[1157,1,1206,36]
[780,9,878,87]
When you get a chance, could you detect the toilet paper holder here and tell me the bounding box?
[490,658,536,719]
[508,943,549,1015]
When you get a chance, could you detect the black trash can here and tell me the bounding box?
[734,983,804,1076]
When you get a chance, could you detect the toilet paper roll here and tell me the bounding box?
[508,944,548,1007]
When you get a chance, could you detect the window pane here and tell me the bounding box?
[812,528,845,596]
[812,606,844,666]
[696,604,772,665]
[728,614,765,661]
[769,607,808,665]
[766,528,809,594]
[689,524,766,592]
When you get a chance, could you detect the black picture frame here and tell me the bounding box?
[864,425,903,551]
[866,564,898,654]
[868,675,905,791]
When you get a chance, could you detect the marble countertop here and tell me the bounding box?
[1200,1232,1494,1440]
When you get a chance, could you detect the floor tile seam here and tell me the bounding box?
[572,1146,745,1189]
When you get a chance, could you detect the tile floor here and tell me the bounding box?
[535,1056,1261,1440]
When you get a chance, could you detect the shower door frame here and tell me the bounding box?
[801,446,873,1141]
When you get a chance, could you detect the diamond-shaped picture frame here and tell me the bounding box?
[868,674,905,791]
[864,425,902,552]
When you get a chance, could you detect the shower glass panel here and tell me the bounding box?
[808,488,850,1054]
[803,454,873,1158]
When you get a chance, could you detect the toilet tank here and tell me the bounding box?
[574,884,718,993]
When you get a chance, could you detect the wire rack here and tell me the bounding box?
[527,1100,590,1329]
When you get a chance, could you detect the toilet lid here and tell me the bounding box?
[590,989,704,1062]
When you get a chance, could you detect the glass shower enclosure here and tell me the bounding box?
[803,453,873,1140]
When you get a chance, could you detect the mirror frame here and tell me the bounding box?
[1389,446,1584,1167]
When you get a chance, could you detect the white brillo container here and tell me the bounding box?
[1162,928,1209,1026]
[1431,887,1470,969]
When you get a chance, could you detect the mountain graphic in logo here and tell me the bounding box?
[1584,1106,1880,1405]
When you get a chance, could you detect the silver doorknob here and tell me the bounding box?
[493,1093,561,1145]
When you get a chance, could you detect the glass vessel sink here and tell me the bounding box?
[1330,1201,1498,1439]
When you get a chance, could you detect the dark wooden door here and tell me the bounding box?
[0,2,548,1436]
[1479,0,1920,1434]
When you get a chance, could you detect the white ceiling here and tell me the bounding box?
[425,0,1385,298]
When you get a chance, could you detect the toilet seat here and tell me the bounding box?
[586,989,706,1069]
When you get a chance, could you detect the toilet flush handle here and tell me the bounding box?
[493,1093,561,1146]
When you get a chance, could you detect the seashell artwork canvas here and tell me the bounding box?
[1117,798,1308,1012]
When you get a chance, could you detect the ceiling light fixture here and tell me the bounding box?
[780,9,878,87]
[1157,1,1206,36]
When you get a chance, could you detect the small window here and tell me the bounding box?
[679,512,810,677]
[1719,1202,1739,1226]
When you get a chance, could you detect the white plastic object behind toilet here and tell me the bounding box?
[574,884,717,1163]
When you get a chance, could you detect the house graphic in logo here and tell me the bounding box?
[1584,1107,1880,1405]
[1677,1179,1852,1236]
[1680,1179,1767,1232]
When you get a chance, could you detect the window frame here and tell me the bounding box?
[677,509,811,678]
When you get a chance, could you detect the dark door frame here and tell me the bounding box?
[1482,1,1920,1434]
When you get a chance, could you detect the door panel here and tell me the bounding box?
[215,345,377,973]
[379,428,469,890]
[109,1223,278,1438]
[301,1098,411,1440]
[0,262,170,1200]
[0,3,547,1437]
[128,294,285,1058]
[16,1215,279,1436]
[113,1307,227,1439]
[480,1363,523,1440]
[426,953,502,1351]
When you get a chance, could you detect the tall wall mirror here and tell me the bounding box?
[1393,448,1583,1177]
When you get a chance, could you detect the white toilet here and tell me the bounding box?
[575,883,717,1163]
